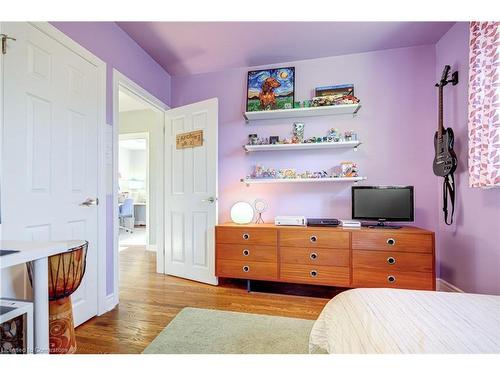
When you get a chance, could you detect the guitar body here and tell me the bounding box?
[433,127,457,177]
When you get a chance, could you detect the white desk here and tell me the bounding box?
[134,202,146,226]
[0,240,85,354]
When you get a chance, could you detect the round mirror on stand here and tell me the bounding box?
[254,199,268,224]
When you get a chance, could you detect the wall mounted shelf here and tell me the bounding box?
[243,140,361,153]
[241,176,367,186]
[243,103,361,123]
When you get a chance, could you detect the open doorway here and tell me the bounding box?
[118,133,149,248]
[117,87,163,274]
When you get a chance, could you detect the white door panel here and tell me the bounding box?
[165,98,218,285]
[1,22,99,326]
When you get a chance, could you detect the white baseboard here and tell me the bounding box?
[146,244,157,252]
[99,293,119,316]
[436,278,464,293]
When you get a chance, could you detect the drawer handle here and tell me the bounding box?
[387,256,396,265]
[243,265,250,272]
[242,249,250,256]
[310,270,318,277]
[242,233,250,240]
[386,238,396,246]
[309,252,318,260]
[387,275,396,283]
[310,235,317,243]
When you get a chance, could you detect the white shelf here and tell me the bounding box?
[243,104,361,123]
[243,140,361,152]
[241,176,367,185]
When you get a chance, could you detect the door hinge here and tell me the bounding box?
[1,34,16,55]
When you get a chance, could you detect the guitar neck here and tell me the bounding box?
[438,86,444,136]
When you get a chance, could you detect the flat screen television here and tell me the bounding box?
[352,186,414,229]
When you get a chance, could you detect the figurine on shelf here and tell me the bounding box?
[344,130,353,141]
[328,128,341,142]
[251,164,264,178]
[248,134,258,145]
[332,165,342,178]
[269,136,279,144]
[333,94,360,105]
[340,162,359,177]
[278,168,297,179]
[292,122,305,143]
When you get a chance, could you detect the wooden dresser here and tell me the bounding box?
[216,223,435,291]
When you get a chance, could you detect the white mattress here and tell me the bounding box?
[309,288,500,354]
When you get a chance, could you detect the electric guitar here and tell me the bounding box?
[433,65,458,177]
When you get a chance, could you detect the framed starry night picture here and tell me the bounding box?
[246,67,295,112]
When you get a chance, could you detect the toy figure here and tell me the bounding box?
[340,162,358,177]
[292,122,305,143]
[328,128,341,142]
[248,134,258,145]
[344,130,352,141]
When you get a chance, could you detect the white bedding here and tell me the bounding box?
[309,288,500,354]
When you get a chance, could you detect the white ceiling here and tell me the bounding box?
[119,90,151,112]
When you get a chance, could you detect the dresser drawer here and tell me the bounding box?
[279,229,349,249]
[280,264,350,286]
[217,244,277,263]
[353,268,434,290]
[352,232,433,253]
[216,260,278,281]
[280,247,349,267]
[216,227,277,246]
[353,250,433,273]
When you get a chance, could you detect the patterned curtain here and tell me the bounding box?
[468,22,500,188]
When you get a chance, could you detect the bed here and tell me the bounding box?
[309,288,500,354]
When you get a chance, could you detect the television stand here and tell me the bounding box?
[361,221,402,229]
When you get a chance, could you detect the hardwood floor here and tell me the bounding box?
[75,246,334,354]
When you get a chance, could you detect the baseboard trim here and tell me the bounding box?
[99,293,118,316]
[436,278,464,293]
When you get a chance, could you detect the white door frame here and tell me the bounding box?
[118,132,150,244]
[112,69,168,299]
[0,22,109,316]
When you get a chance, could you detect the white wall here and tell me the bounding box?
[119,109,162,246]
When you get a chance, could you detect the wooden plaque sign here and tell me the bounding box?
[176,130,204,149]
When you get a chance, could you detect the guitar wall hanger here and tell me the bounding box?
[435,67,459,88]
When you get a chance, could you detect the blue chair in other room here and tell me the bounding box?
[119,198,135,233]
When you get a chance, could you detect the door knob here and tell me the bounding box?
[80,198,98,207]
[201,197,216,203]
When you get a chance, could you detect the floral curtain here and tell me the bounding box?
[468,21,500,188]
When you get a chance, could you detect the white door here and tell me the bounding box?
[165,98,218,285]
[1,23,99,326]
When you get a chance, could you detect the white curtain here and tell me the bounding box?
[468,21,500,188]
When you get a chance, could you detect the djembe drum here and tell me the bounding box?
[28,241,88,354]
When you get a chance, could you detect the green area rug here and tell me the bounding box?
[143,307,315,354]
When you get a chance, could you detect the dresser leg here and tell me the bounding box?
[246,279,251,293]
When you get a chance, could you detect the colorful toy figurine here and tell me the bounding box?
[340,161,358,177]
[328,128,341,142]
[292,122,305,143]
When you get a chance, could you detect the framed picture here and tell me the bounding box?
[246,67,295,112]
[314,84,354,98]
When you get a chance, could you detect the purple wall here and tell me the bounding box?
[435,23,500,295]
[172,45,438,231]
[51,22,172,296]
